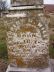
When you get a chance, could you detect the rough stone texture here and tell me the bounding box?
[11,0,43,6]
[4,9,49,68]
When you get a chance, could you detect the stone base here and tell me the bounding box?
[6,65,51,72]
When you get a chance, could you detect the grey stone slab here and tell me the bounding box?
[6,65,51,72]
[11,0,43,6]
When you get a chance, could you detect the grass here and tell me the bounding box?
[50,34,54,41]
[0,19,8,60]
[0,41,8,59]
[49,34,54,58]
[49,45,54,58]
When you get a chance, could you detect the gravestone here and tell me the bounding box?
[11,0,43,6]
[4,0,50,72]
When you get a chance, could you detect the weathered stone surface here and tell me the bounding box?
[11,0,43,6]
[4,9,49,68]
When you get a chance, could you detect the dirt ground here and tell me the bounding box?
[0,59,8,72]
